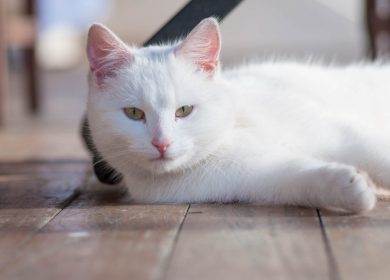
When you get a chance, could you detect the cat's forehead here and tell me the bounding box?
[113,46,200,109]
[121,53,176,107]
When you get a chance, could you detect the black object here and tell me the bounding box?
[145,0,243,45]
[81,117,124,184]
[82,0,244,184]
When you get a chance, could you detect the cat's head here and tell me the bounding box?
[86,18,234,175]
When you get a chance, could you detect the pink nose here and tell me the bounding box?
[152,139,171,155]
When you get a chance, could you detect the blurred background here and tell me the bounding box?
[0,0,389,160]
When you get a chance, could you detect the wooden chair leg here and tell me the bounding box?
[25,0,39,114]
[25,47,39,113]
[0,0,8,125]
[366,0,390,59]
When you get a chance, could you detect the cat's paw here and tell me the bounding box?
[324,164,377,213]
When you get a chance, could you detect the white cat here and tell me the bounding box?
[85,17,390,212]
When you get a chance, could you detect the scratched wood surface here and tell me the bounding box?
[0,161,88,270]
[166,204,330,280]
[1,191,189,280]
[319,199,390,280]
[1,161,390,280]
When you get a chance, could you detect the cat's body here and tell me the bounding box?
[85,18,390,212]
[224,62,390,168]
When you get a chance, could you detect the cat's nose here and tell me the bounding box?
[152,139,171,155]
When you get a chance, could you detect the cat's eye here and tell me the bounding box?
[124,107,145,120]
[175,105,193,118]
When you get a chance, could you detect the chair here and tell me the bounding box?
[366,0,390,58]
[0,0,39,125]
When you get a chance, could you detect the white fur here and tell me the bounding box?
[86,20,390,213]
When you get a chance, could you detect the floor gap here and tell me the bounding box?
[316,208,341,280]
[0,183,81,272]
[159,203,190,280]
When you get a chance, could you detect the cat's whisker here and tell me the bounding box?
[98,146,132,154]
[92,152,128,167]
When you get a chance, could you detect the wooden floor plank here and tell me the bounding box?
[0,162,88,270]
[0,160,89,175]
[319,200,390,280]
[0,189,189,280]
[165,204,330,280]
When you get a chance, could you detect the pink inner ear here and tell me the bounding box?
[87,24,131,86]
[175,18,221,74]
[88,46,129,85]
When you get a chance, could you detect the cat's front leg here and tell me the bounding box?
[234,153,377,212]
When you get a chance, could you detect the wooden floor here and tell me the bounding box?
[0,160,389,280]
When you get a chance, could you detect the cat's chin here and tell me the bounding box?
[144,156,188,175]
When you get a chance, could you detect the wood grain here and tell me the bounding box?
[0,131,89,161]
[165,204,330,280]
[0,159,89,175]
[0,189,189,280]
[0,161,88,270]
[319,200,390,280]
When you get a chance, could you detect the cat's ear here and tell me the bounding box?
[175,18,221,75]
[87,24,132,86]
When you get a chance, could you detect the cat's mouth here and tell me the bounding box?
[150,156,172,162]
[148,156,178,174]
[146,153,190,174]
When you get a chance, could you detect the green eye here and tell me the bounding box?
[124,107,145,120]
[175,105,193,118]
